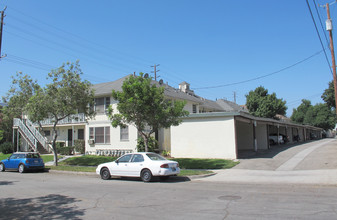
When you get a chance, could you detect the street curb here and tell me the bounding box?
[47,169,216,179]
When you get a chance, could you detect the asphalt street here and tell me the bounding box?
[1,138,337,219]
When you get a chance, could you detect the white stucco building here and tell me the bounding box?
[13,75,323,159]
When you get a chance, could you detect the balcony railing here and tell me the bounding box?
[38,113,86,126]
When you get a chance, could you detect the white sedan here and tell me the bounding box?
[96,152,180,182]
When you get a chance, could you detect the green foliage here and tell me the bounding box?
[291,100,336,130]
[108,73,189,151]
[60,155,118,166]
[57,146,74,155]
[245,86,287,118]
[0,153,11,161]
[0,142,13,154]
[24,61,96,165]
[137,136,157,152]
[74,140,85,154]
[161,150,171,157]
[291,99,312,124]
[1,72,40,142]
[171,158,239,169]
[303,103,336,130]
[321,80,335,109]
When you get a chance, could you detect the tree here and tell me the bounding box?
[303,103,336,130]
[290,99,312,124]
[1,73,41,143]
[245,86,287,118]
[321,80,335,110]
[108,73,189,152]
[26,61,95,165]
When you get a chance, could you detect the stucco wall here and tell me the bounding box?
[235,120,254,150]
[85,114,138,153]
[256,122,268,150]
[171,116,236,159]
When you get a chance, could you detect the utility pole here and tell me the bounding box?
[325,3,337,116]
[233,91,237,104]
[0,6,6,59]
[151,64,160,81]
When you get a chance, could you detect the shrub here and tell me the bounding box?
[137,136,157,152]
[57,146,74,155]
[0,142,13,154]
[74,140,85,154]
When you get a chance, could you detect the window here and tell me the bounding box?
[94,97,111,114]
[120,126,129,141]
[192,104,197,113]
[131,154,144,162]
[78,129,84,140]
[117,154,132,163]
[89,127,110,144]
[44,130,50,136]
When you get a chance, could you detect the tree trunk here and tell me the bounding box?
[143,135,149,152]
[52,123,58,166]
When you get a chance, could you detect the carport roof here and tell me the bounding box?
[185,111,323,131]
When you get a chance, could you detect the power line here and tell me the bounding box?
[306,0,333,75]
[193,50,324,90]
[313,0,330,49]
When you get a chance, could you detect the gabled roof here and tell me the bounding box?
[92,75,203,104]
[216,99,249,113]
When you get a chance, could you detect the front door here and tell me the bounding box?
[68,129,73,146]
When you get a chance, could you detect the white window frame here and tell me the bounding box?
[89,126,110,144]
[120,126,129,141]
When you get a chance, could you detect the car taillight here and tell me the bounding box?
[160,164,169,168]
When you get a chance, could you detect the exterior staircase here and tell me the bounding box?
[13,118,53,153]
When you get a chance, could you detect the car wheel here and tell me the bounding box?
[160,176,170,181]
[0,163,5,172]
[141,169,153,182]
[100,167,111,180]
[18,164,25,173]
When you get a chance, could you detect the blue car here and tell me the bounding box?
[0,152,45,173]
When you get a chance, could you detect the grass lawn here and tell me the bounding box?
[46,165,212,176]
[171,158,239,169]
[0,153,11,161]
[46,155,239,176]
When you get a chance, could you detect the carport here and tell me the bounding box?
[235,112,323,158]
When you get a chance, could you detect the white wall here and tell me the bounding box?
[256,122,268,150]
[171,116,237,159]
[235,120,254,150]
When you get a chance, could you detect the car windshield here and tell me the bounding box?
[26,153,40,158]
[146,153,166,161]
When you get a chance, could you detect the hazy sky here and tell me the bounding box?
[0,0,336,116]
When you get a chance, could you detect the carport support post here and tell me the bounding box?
[253,121,257,152]
[277,124,280,145]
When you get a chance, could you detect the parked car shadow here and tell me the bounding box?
[0,194,85,219]
[105,176,191,183]
[0,181,15,185]
[238,141,314,159]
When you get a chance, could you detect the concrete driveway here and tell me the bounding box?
[197,138,337,185]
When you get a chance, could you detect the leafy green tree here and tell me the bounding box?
[245,86,287,118]
[108,73,189,152]
[321,80,336,109]
[290,99,312,124]
[1,73,41,143]
[26,61,95,165]
[304,103,336,130]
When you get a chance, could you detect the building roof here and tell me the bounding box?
[92,75,203,104]
[216,99,249,113]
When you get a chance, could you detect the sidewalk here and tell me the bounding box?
[196,138,337,185]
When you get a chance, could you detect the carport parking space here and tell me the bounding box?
[235,114,324,159]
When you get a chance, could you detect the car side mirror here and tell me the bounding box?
[115,160,119,164]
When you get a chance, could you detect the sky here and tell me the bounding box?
[0,0,336,116]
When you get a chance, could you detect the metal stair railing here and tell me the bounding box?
[25,119,50,151]
[13,118,37,151]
